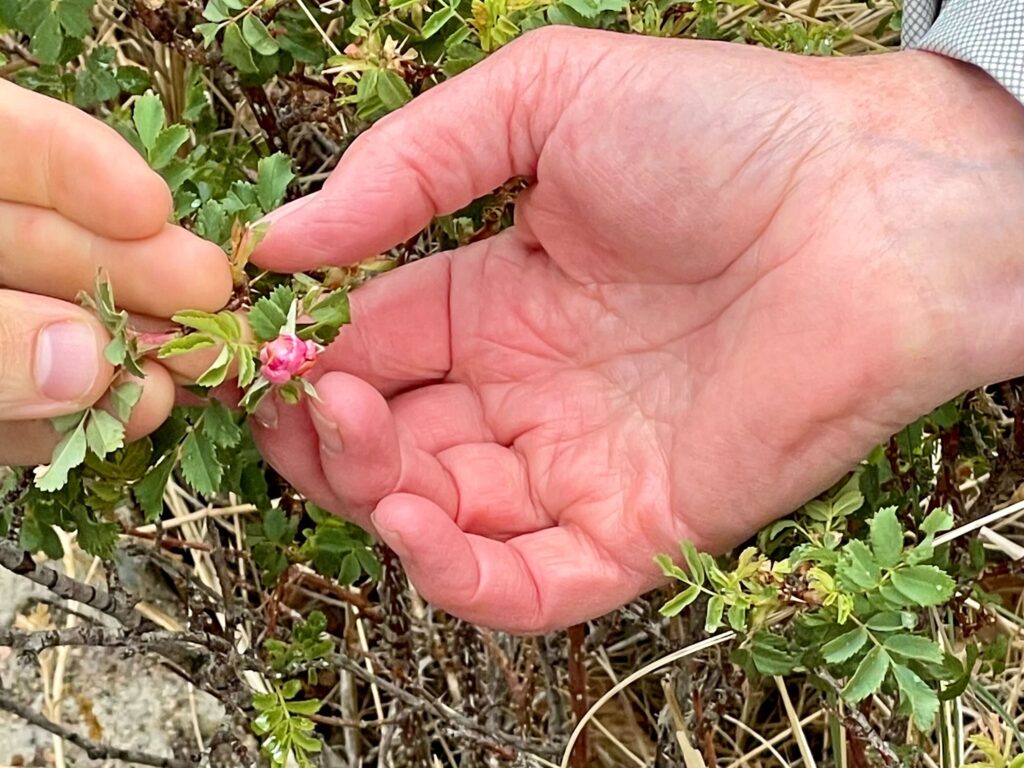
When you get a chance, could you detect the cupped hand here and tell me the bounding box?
[0,79,231,464]
[251,29,1024,632]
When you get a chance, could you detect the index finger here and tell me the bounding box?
[251,25,601,272]
[0,79,172,240]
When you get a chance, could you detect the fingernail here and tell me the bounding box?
[253,397,279,430]
[35,321,100,402]
[310,403,344,454]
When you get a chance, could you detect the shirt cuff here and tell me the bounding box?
[901,0,1024,101]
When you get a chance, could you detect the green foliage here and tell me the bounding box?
[965,736,1024,768]
[252,612,336,766]
[251,681,323,768]
[660,489,961,732]
[36,278,145,492]
[265,611,336,682]
[301,503,382,584]
[248,502,381,586]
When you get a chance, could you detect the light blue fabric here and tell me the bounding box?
[903,0,1024,101]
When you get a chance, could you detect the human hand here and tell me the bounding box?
[0,80,231,465]
[251,29,1024,632]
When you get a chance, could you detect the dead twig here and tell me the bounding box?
[0,539,143,628]
[0,626,234,655]
[0,683,196,768]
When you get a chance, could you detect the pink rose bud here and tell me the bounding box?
[259,333,319,385]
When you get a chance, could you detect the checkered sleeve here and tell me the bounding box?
[902,0,1024,102]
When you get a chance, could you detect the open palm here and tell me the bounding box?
[252,29,1024,632]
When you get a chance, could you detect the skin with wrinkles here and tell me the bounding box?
[251,28,1024,633]
[0,79,231,465]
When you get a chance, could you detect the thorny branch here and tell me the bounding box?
[0,626,233,655]
[0,539,143,628]
[0,683,196,768]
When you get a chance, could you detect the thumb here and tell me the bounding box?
[252,26,601,272]
[0,290,113,420]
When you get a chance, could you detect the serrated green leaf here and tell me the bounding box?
[870,506,902,568]
[655,553,687,582]
[222,22,257,72]
[181,430,221,496]
[196,345,233,388]
[133,91,165,151]
[660,584,700,617]
[680,539,705,585]
[252,691,277,711]
[727,602,747,631]
[103,334,127,367]
[32,14,63,65]
[304,291,350,344]
[53,410,87,434]
[237,348,257,388]
[921,507,953,537]
[242,13,279,54]
[159,333,217,358]
[837,539,881,590]
[831,486,864,518]
[173,310,241,342]
[890,565,955,607]
[56,0,94,38]
[842,646,890,703]
[865,611,910,632]
[115,65,150,95]
[279,679,303,699]
[749,633,799,675]
[85,409,125,457]
[421,6,457,38]
[110,381,143,423]
[71,507,119,559]
[884,633,944,664]
[376,69,413,111]
[149,125,189,169]
[285,699,321,716]
[257,154,295,212]
[202,0,231,21]
[892,663,938,731]
[132,456,173,521]
[36,418,88,491]
[705,594,724,632]
[21,508,64,559]
[262,507,292,544]
[249,285,294,342]
[15,0,48,32]
[203,401,242,448]
[291,730,322,753]
[821,626,867,664]
[196,20,222,46]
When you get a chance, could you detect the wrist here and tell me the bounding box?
[843,51,1024,413]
